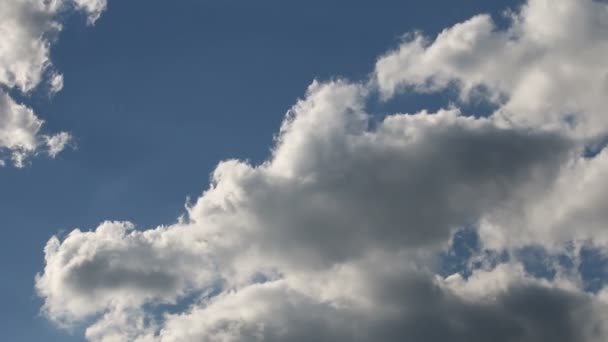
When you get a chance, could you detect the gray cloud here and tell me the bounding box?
[156,266,608,342]
[67,257,179,294]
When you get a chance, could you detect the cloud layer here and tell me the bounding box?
[0,0,106,166]
[36,0,608,340]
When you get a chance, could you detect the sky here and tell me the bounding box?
[3,0,608,341]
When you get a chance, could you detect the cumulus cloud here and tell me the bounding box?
[36,0,608,340]
[36,221,216,325]
[0,0,106,167]
[375,0,608,138]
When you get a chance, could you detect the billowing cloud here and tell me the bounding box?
[36,0,608,340]
[36,221,216,325]
[0,0,106,166]
[375,0,608,138]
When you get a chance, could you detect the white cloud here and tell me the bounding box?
[35,0,608,340]
[375,0,608,138]
[0,0,106,167]
[0,92,42,158]
[49,72,65,95]
[45,131,72,157]
[0,91,73,167]
[36,221,216,325]
[73,0,108,25]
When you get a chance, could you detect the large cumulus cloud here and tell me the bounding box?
[36,0,608,341]
[0,0,106,166]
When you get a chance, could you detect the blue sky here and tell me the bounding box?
[4,0,608,341]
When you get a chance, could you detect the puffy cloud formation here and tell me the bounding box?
[375,0,608,137]
[36,0,608,340]
[0,0,106,166]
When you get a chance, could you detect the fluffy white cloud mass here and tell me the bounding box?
[0,0,106,166]
[36,0,608,341]
[375,0,608,137]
